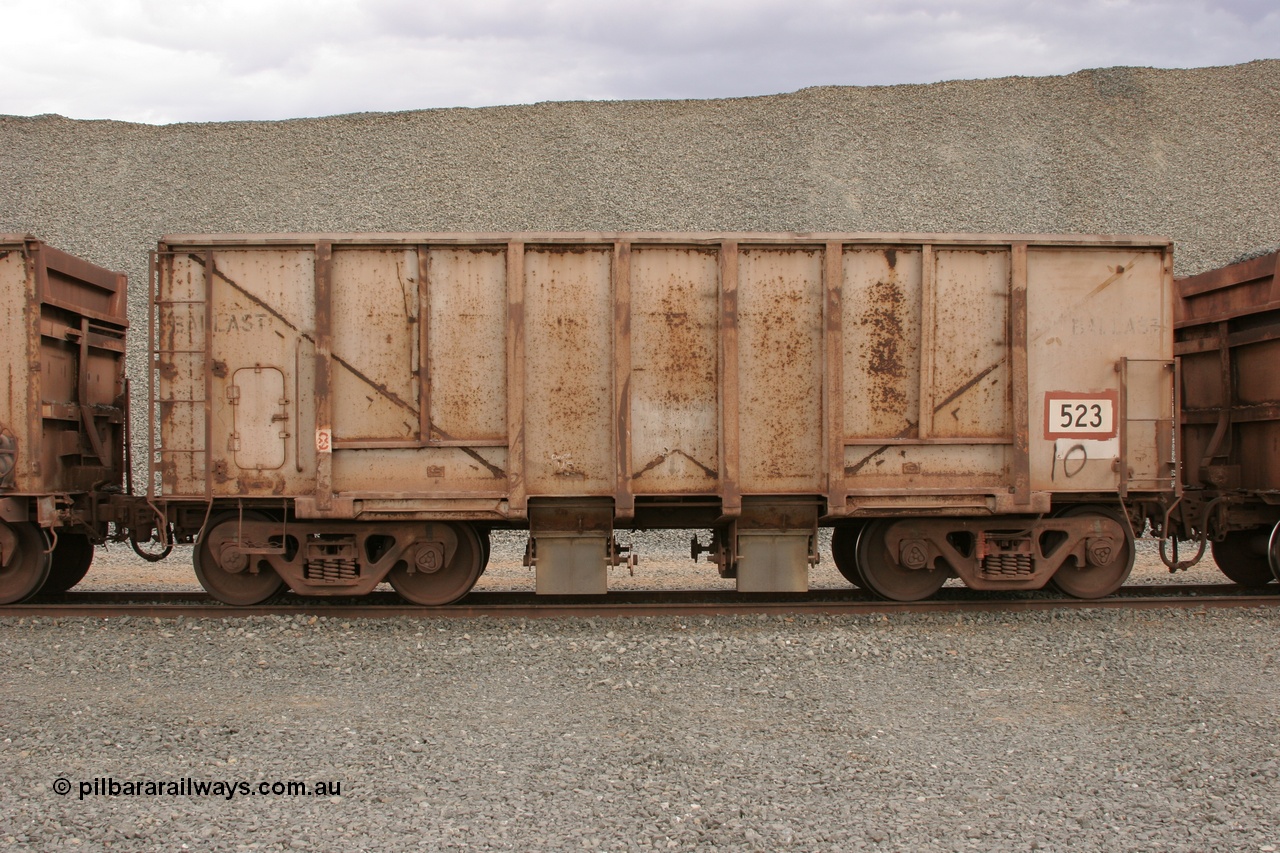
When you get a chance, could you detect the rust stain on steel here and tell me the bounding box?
[846,358,1005,476]
[650,302,716,405]
[1028,254,1145,344]
[395,265,416,321]
[1010,244,1030,505]
[1086,262,1129,298]
[232,471,288,494]
[190,253,296,332]
[522,246,614,491]
[933,360,1004,413]
[628,246,720,494]
[718,241,741,511]
[328,354,418,418]
[613,240,632,514]
[860,275,909,416]
[195,254,420,417]
[504,241,526,512]
[845,422,916,475]
[736,247,824,489]
[426,246,507,442]
[429,425,506,478]
[313,242,335,511]
[632,448,718,479]
[928,248,1010,440]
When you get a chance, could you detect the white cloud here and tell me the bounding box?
[1,0,1276,123]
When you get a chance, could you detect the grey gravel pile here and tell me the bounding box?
[2,608,1277,851]
[1228,243,1280,266]
[3,60,1278,433]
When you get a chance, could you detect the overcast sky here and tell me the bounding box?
[4,0,1277,125]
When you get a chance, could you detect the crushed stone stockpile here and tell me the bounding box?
[2,609,1278,851]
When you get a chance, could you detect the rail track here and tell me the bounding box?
[3,584,1278,620]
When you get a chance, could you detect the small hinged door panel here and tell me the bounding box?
[232,366,288,471]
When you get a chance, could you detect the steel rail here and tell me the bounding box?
[3,585,1278,620]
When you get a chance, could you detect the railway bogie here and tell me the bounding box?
[43,532,96,594]
[188,512,489,605]
[829,506,1137,601]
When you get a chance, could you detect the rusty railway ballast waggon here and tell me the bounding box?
[3,232,1276,607]
[146,231,1181,605]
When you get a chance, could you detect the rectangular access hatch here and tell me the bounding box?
[230,365,289,471]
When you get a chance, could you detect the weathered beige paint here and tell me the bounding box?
[0,248,32,489]
[522,246,615,496]
[330,247,420,443]
[427,247,508,443]
[737,247,825,494]
[153,232,1174,519]
[629,246,720,494]
[842,247,923,440]
[1027,247,1174,493]
[931,248,1011,440]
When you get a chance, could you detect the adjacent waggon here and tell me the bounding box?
[5,232,1275,607]
[1170,248,1280,585]
[0,235,129,603]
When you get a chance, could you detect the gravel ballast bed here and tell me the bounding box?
[2,608,1277,851]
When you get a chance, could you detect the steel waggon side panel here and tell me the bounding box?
[841,246,1015,503]
[0,235,128,518]
[152,232,1175,522]
[523,245,615,496]
[1175,250,1280,494]
[737,246,825,494]
[628,246,720,495]
[1027,245,1175,497]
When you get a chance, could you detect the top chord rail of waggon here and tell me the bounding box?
[4,231,1275,607]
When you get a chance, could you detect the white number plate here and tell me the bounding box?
[1044,392,1118,439]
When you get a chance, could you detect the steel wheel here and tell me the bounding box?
[1271,522,1280,583]
[388,522,483,605]
[1048,505,1134,599]
[830,523,865,588]
[0,521,52,605]
[1210,529,1276,586]
[41,532,95,594]
[194,512,285,605]
[477,528,492,577]
[855,518,946,601]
